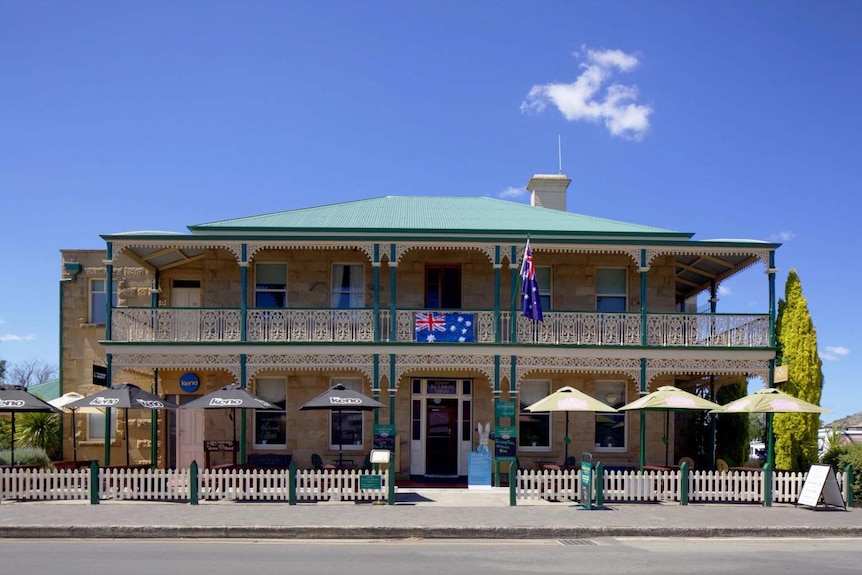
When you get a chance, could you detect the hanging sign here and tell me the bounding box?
[92,364,108,387]
[796,464,846,509]
[179,372,201,393]
[492,425,516,460]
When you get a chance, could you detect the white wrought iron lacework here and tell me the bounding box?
[246,309,375,342]
[517,312,641,345]
[646,314,769,347]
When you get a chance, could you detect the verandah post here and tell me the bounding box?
[189,461,198,505]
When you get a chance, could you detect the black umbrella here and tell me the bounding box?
[180,384,278,465]
[66,383,178,466]
[0,386,61,467]
[299,384,384,467]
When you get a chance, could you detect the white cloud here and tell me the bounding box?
[821,346,850,361]
[0,333,35,342]
[498,186,528,201]
[769,231,796,242]
[521,46,652,141]
[717,285,733,297]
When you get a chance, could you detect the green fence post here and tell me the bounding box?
[387,466,395,505]
[845,463,855,508]
[595,462,604,508]
[189,461,198,505]
[89,460,100,505]
[763,463,773,507]
[680,461,689,506]
[509,460,517,507]
[289,460,297,506]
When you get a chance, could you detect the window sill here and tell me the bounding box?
[519,446,551,452]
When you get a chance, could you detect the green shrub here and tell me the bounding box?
[0,446,53,468]
[838,444,862,507]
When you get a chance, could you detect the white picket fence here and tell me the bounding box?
[515,468,847,504]
[0,467,389,503]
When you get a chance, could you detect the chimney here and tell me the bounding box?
[526,173,571,211]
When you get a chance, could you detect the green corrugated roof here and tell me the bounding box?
[189,196,689,238]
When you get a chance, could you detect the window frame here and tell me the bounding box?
[425,264,462,309]
[254,262,288,308]
[535,265,552,311]
[596,268,628,312]
[331,263,365,309]
[252,377,287,449]
[89,278,118,324]
[519,379,551,451]
[594,380,627,452]
[329,377,365,451]
[87,409,117,441]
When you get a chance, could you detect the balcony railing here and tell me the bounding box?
[110,307,770,348]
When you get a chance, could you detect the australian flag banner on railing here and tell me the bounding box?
[520,240,543,321]
[415,312,475,343]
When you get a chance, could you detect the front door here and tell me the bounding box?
[425,399,458,476]
[175,395,204,469]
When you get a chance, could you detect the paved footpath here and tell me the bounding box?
[0,488,859,540]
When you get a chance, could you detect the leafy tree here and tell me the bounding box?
[16,412,60,459]
[714,381,749,467]
[773,269,824,471]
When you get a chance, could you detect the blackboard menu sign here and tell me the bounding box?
[493,425,516,460]
[373,423,396,452]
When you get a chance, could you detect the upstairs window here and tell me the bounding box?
[425,265,461,309]
[255,263,287,308]
[596,268,627,312]
[535,266,552,311]
[89,279,118,324]
[331,264,364,308]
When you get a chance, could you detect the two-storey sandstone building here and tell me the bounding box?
[57,173,779,480]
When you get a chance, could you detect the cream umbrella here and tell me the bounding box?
[619,385,721,468]
[525,386,617,463]
[48,392,104,464]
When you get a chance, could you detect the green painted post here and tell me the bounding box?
[680,461,689,506]
[89,460,99,505]
[289,460,297,505]
[845,463,855,507]
[509,460,517,506]
[595,462,604,508]
[189,461,198,505]
[763,463,773,507]
[387,466,395,505]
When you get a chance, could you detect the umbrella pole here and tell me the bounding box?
[125,409,130,466]
[72,409,78,463]
[664,411,669,467]
[564,412,569,463]
[338,408,343,467]
[232,408,237,466]
[11,412,15,467]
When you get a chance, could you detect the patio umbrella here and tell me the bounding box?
[618,385,721,467]
[180,384,278,465]
[47,392,104,463]
[525,386,617,463]
[710,387,830,468]
[299,384,384,467]
[66,383,178,466]
[0,386,61,467]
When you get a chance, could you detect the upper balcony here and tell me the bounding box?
[110,307,770,349]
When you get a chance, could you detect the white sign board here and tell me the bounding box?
[796,464,846,510]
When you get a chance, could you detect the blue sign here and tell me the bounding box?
[179,372,200,393]
[468,450,492,487]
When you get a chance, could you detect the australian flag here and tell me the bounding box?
[520,240,543,321]
[415,312,475,343]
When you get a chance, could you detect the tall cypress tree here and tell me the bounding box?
[773,269,824,471]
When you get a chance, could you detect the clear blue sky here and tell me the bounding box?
[2,2,859,421]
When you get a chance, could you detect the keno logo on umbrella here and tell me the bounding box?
[135,399,166,409]
[329,397,362,405]
[208,398,244,407]
[0,399,25,408]
[90,397,120,406]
